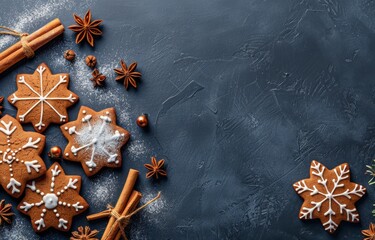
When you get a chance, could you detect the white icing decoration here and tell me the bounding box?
[51,165,61,177]
[0,120,16,135]
[66,178,78,189]
[35,218,45,231]
[20,202,34,211]
[68,110,125,170]
[43,193,58,209]
[68,126,78,135]
[72,202,84,212]
[24,160,42,173]
[22,137,41,149]
[0,119,44,196]
[58,218,68,229]
[293,161,366,233]
[7,178,21,194]
[22,164,86,231]
[10,65,76,130]
[26,181,36,191]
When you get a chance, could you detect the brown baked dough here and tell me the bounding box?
[61,106,130,176]
[0,114,46,198]
[8,62,79,133]
[18,162,88,232]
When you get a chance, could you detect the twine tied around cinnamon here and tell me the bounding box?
[0,26,35,58]
[105,192,161,240]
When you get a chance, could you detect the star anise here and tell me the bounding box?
[0,96,3,115]
[144,157,167,179]
[90,69,106,87]
[114,60,142,89]
[68,9,103,47]
[363,223,375,240]
[71,226,99,240]
[0,199,14,225]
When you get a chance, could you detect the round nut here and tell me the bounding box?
[64,50,76,61]
[85,55,97,68]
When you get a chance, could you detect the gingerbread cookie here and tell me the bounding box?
[61,106,130,176]
[18,163,88,232]
[8,63,79,133]
[293,160,366,233]
[0,115,46,198]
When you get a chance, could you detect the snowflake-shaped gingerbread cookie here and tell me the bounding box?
[18,163,88,232]
[61,106,130,176]
[8,63,79,133]
[0,115,46,198]
[293,160,366,233]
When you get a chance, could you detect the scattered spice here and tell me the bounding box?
[114,60,142,90]
[0,199,14,226]
[85,55,97,68]
[362,223,375,240]
[70,226,99,240]
[68,9,103,47]
[64,49,76,61]
[90,69,106,87]
[0,97,3,115]
[144,157,167,179]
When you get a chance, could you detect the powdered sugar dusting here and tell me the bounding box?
[129,228,150,240]
[70,112,126,170]
[88,173,119,208]
[126,139,148,161]
[0,0,91,50]
[128,192,167,239]
[139,191,167,224]
[0,217,36,240]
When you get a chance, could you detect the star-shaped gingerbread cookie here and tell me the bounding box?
[8,63,79,133]
[293,160,366,233]
[18,163,88,232]
[0,115,46,198]
[61,106,130,176]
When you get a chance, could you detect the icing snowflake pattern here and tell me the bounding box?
[8,63,79,133]
[18,163,88,232]
[293,160,366,233]
[0,115,46,198]
[61,106,130,176]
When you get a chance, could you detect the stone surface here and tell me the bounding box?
[0,0,373,239]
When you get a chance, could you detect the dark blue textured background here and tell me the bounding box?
[0,0,374,239]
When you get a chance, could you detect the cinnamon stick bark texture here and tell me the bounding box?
[86,209,111,221]
[112,191,143,240]
[101,169,139,240]
[0,18,64,74]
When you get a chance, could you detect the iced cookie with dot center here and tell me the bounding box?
[18,162,88,232]
[0,115,46,198]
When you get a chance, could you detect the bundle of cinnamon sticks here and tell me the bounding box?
[87,169,143,240]
[0,18,64,74]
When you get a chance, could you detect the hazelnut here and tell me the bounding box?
[63,49,76,61]
[85,55,97,68]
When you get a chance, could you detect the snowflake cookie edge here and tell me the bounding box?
[7,62,79,133]
[293,160,366,234]
[0,114,46,198]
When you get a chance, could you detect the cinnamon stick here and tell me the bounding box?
[86,209,111,221]
[101,169,139,240]
[111,191,143,240]
[0,18,64,74]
